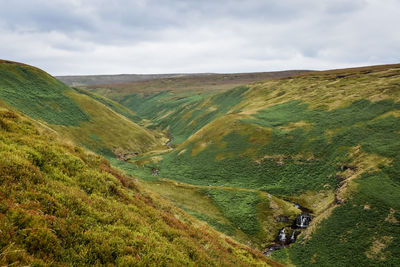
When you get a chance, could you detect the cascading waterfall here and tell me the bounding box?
[290,229,296,243]
[277,228,287,243]
[295,214,311,228]
[264,202,312,256]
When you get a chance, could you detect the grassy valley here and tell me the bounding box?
[0,66,277,266]
[86,64,400,265]
[1,59,400,266]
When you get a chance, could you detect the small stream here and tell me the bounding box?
[166,132,174,148]
[263,202,312,256]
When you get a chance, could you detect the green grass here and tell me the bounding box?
[3,60,400,266]
[104,65,400,264]
[154,98,400,195]
[0,60,164,157]
[0,60,89,125]
[50,89,162,157]
[158,127,338,196]
[272,171,400,266]
[202,189,262,235]
[73,87,142,123]
[0,107,275,266]
[116,86,248,144]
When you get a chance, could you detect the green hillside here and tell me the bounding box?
[2,59,400,266]
[85,70,308,145]
[117,86,248,144]
[87,64,400,266]
[0,60,163,157]
[0,60,89,125]
[0,103,278,266]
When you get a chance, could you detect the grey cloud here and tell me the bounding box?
[324,0,367,15]
[0,0,398,75]
[0,0,94,32]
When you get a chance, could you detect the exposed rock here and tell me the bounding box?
[254,160,262,166]
[263,244,285,256]
[339,165,357,171]
[334,195,343,204]
[152,168,159,176]
[276,158,285,166]
[264,204,312,256]
[116,151,137,161]
[274,215,289,223]
[335,174,346,181]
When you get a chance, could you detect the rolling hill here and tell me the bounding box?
[0,60,278,266]
[2,59,400,266]
[0,60,164,158]
[86,64,400,266]
[0,105,278,266]
[56,73,192,87]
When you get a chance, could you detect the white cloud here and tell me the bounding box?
[0,0,398,75]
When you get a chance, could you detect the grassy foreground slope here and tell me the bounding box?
[0,60,163,157]
[0,104,279,266]
[89,64,400,265]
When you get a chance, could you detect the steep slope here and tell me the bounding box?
[85,71,308,144]
[88,64,400,265]
[0,104,279,266]
[170,65,400,194]
[0,60,163,157]
[118,86,249,144]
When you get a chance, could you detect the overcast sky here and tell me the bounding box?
[0,0,399,75]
